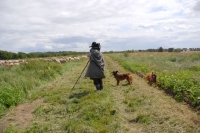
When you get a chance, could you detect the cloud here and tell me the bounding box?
[178,24,194,29]
[0,0,200,53]
[193,1,200,11]
[52,36,95,44]
[163,26,174,32]
[44,45,53,50]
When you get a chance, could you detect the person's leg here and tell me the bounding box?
[99,78,103,90]
[92,78,101,90]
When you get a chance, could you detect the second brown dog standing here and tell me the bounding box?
[145,72,157,86]
[112,71,133,86]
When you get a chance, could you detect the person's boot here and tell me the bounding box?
[98,79,103,90]
[95,84,101,91]
[100,83,103,90]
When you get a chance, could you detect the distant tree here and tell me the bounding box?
[158,47,163,52]
[0,51,8,59]
[174,48,181,52]
[13,53,18,59]
[18,52,27,59]
[138,50,145,52]
[168,48,174,52]
[146,49,157,52]
[0,50,13,59]
[125,50,134,53]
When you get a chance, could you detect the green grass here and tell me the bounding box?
[61,92,118,132]
[0,59,83,117]
[1,53,200,132]
[108,52,200,108]
[1,58,120,132]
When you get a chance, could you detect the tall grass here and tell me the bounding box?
[0,60,64,117]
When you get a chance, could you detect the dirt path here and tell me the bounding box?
[0,99,45,131]
[104,55,139,132]
[104,55,200,133]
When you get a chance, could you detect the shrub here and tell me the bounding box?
[189,66,200,71]
[0,85,26,108]
[169,57,176,62]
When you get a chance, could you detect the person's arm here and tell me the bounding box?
[87,53,91,58]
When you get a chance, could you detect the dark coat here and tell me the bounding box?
[85,49,105,79]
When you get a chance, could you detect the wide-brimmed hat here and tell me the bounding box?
[89,42,100,48]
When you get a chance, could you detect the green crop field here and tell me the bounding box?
[0,52,200,133]
[109,52,200,107]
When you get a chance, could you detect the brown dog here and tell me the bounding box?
[145,72,157,86]
[112,71,133,86]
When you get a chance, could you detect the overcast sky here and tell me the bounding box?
[0,0,200,53]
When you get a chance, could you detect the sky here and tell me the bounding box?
[0,0,200,53]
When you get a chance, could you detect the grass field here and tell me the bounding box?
[0,52,200,133]
[110,52,200,107]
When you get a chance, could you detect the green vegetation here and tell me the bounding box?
[0,52,200,132]
[0,50,87,59]
[0,59,83,117]
[1,59,120,132]
[109,52,200,108]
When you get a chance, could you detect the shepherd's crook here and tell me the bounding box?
[69,60,90,98]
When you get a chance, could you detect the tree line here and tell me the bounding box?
[146,47,200,52]
[105,47,200,53]
[1,47,200,59]
[0,50,87,60]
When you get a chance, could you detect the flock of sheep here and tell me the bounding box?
[0,55,88,67]
[0,59,26,67]
[42,55,88,64]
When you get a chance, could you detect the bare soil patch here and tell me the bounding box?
[0,99,45,132]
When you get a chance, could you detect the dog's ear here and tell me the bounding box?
[116,71,118,73]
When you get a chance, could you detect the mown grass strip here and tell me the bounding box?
[2,59,120,132]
